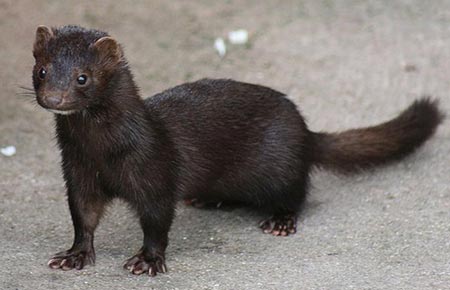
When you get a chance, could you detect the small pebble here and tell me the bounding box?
[404,64,417,72]
[214,37,226,57]
[228,29,248,44]
[1,145,16,157]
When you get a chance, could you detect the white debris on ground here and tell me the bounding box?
[214,30,249,57]
[214,37,226,57]
[1,145,16,157]
[228,29,248,45]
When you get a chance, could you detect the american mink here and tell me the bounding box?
[32,25,443,276]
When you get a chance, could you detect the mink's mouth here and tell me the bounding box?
[36,96,82,115]
[46,108,79,115]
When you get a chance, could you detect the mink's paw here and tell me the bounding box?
[48,249,95,270]
[184,198,207,208]
[184,198,226,209]
[259,214,297,236]
[124,252,167,276]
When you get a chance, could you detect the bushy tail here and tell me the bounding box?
[312,98,444,172]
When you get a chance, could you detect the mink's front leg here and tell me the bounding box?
[48,185,108,270]
[124,206,174,276]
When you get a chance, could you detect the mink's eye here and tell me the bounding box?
[38,67,47,80]
[77,74,88,85]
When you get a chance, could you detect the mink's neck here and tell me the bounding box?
[88,66,142,120]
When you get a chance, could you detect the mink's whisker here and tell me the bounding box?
[18,85,35,92]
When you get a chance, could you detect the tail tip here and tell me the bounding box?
[410,97,445,128]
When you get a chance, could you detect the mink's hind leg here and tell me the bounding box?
[259,213,298,236]
[183,197,242,209]
[183,191,232,209]
[183,197,211,208]
[256,165,310,236]
[255,179,308,237]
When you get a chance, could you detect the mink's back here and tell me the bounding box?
[144,79,312,205]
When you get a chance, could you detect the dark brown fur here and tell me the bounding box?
[32,25,444,276]
[312,99,444,172]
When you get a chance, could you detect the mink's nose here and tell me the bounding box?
[45,96,63,108]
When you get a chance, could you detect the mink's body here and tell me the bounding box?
[32,25,443,276]
[146,79,311,211]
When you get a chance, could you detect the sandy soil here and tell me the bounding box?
[0,1,449,289]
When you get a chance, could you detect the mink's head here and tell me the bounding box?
[32,25,125,114]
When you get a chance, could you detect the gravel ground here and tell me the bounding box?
[0,1,449,289]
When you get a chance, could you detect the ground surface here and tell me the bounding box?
[0,1,449,289]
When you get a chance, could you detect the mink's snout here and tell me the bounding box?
[37,94,63,109]
[36,91,78,113]
[44,95,63,107]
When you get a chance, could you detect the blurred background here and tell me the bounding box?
[0,1,449,289]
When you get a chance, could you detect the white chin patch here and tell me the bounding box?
[48,109,77,115]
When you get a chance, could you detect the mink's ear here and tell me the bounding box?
[33,25,54,58]
[90,36,123,69]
